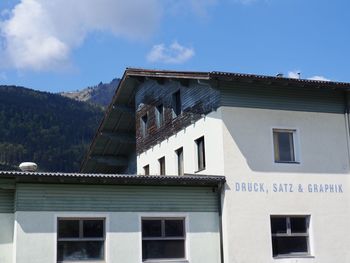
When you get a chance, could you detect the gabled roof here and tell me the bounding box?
[0,171,225,186]
[81,68,350,174]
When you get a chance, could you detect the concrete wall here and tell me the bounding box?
[221,106,350,263]
[14,211,220,263]
[0,213,14,263]
[137,109,225,176]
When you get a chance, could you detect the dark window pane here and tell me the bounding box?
[165,220,184,237]
[83,220,104,238]
[142,240,185,260]
[58,220,79,238]
[159,157,166,175]
[196,137,206,170]
[156,105,164,127]
[57,241,104,261]
[272,236,308,257]
[290,217,307,233]
[176,148,184,176]
[172,91,181,117]
[142,220,162,237]
[274,131,295,162]
[144,165,150,175]
[271,217,287,234]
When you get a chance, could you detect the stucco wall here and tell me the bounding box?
[221,106,350,263]
[14,211,220,263]
[137,109,225,176]
[0,213,14,263]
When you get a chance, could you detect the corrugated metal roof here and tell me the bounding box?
[210,71,350,88]
[0,171,225,186]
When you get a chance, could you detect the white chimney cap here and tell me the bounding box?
[19,162,38,172]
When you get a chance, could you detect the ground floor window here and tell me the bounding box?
[57,218,105,262]
[270,215,310,258]
[142,218,186,261]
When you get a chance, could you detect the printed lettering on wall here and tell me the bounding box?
[234,182,343,194]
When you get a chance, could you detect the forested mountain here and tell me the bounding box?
[60,78,120,107]
[0,85,104,172]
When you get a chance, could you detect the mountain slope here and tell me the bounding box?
[0,86,103,172]
[60,78,120,107]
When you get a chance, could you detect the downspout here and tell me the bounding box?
[217,181,225,263]
[344,91,350,166]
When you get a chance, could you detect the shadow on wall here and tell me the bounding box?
[222,107,349,174]
[0,214,14,244]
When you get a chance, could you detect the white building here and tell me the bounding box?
[83,68,350,263]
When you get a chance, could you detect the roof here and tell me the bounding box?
[81,68,350,174]
[0,171,225,186]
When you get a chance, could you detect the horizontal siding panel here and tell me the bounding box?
[219,82,345,113]
[16,184,218,212]
[0,189,15,213]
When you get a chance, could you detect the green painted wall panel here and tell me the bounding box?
[0,189,15,213]
[219,81,345,113]
[16,184,218,212]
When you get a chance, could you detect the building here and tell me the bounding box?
[82,68,350,263]
[0,171,224,263]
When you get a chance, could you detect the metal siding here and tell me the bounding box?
[0,189,14,213]
[16,184,218,212]
[219,82,345,113]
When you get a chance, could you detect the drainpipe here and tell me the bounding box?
[217,181,225,263]
[344,91,350,167]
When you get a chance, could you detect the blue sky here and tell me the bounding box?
[0,0,349,92]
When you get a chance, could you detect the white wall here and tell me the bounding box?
[14,211,220,263]
[0,213,14,263]
[221,106,350,263]
[137,109,225,176]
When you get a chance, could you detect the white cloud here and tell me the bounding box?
[147,41,194,64]
[0,0,162,71]
[287,70,301,79]
[308,75,330,82]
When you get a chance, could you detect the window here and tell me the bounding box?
[176,147,184,176]
[270,216,310,258]
[143,165,150,175]
[142,218,185,261]
[159,157,166,175]
[141,114,148,137]
[273,129,297,163]
[195,136,206,171]
[155,104,164,128]
[172,90,181,118]
[57,218,105,262]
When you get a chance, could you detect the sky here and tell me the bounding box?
[0,0,349,92]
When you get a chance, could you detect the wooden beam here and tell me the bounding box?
[100,131,135,144]
[90,155,128,166]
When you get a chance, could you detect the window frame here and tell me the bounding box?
[155,104,164,128]
[172,90,182,118]
[270,215,311,258]
[141,217,186,262]
[195,136,206,172]
[143,164,150,175]
[56,217,106,263]
[175,147,184,176]
[272,128,300,164]
[158,156,166,175]
[141,113,149,137]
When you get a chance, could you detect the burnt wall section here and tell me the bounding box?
[135,79,220,154]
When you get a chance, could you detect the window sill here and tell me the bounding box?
[273,255,314,259]
[194,168,206,173]
[143,260,188,263]
[274,161,300,164]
